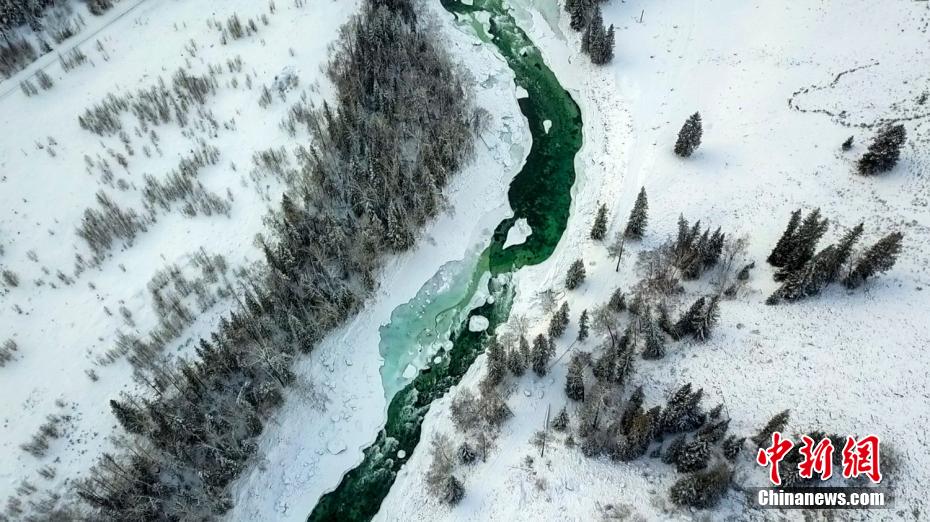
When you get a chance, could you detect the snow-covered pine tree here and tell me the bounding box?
[674,112,703,157]
[857,124,906,175]
[843,231,904,289]
[751,409,790,447]
[590,203,608,240]
[484,335,507,385]
[824,223,864,282]
[109,398,147,435]
[442,475,465,505]
[565,258,586,290]
[507,347,525,376]
[669,464,732,508]
[531,333,552,376]
[774,208,828,280]
[551,406,570,432]
[548,301,571,338]
[768,209,801,267]
[722,435,744,460]
[676,438,711,473]
[565,354,586,401]
[691,295,719,342]
[641,310,666,359]
[577,309,590,341]
[608,288,626,312]
[624,187,648,239]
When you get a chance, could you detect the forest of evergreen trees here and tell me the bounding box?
[63,0,481,519]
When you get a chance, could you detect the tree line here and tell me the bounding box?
[67,1,481,520]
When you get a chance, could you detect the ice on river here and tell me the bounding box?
[503,218,533,249]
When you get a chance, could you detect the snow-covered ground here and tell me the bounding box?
[380,0,930,520]
[0,0,359,508]
[224,1,531,519]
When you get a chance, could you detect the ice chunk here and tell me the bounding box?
[469,315,490,332]
[543,119,552,133]
[503,218,533,249]
[402,364,418,379]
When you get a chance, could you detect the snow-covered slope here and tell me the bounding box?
[0,0,359,508]
[380,0,930,520]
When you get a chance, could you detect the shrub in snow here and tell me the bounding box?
[674,112,702,157]
[857,124,906,175]
[551,406,569,432]
[458,442,477,465]
[842,135,854,151]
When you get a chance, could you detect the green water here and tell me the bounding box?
[308,1,581,519]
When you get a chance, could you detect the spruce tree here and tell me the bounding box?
[691,295,719,342]
[608,288,626,312]
[844,231,904,289]
[841,135,854,151]
[674,296,705,340]
[674,112,703,157]
[624,187,648,239]
[641,311,666,360]
[722,435,744,461]
[676,438,711,473]
[767,209,802,267]
[590,204,608,240]
[551,406,570,431]
[751,409,790,447]
[565,258,586,290]
[548,302,570,338]
[565,355,586,401]
[484,335,507,385]
[531,334,553,376]
[669,465,732,509]
[507,348,526,377]
[577,309,590,341]
[824,222,864,283]
[442,475,465,505]
[857,124,906,175]
[775,208,828,279]
[109,399,147,435]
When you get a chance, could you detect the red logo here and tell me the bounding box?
[756,432,794,485]
[757,432,883,485]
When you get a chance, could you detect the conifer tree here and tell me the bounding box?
[608,288,626,312]
[507,348,526,377]
[484,335,507,385]
[823,223,864,283]
[842,135,854,151]
[624,187,648,239]
[674,112,703,157]
[551,406,570,432]
[548,302,571,338]
[676,438,711,473]
[109,399,147,435]
[641,311,666,360]
[531,334,553,376]
[519,335,531,366]
[669,465,732,509]
[565,259,586,290]
[577,309,589,341]
[844,231,904,289]
[775,208,829,280]
[751,410,790,447]
[590,204,608,240]
[767,209,802,267]
[722,435,744,461]
[691,295,719,342]
[857,124,906,175]
[442,475,465,505]
[565,355,586,401]
[673,296,705,340]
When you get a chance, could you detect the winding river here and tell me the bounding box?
[308,1,581,519]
